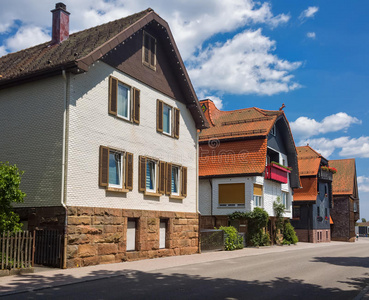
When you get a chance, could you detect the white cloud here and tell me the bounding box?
[207,96,224,110]
[0,46,7,57]
[358,176,369,193]
[299,6,319,21]
[299,136,369,159]
[307,32,316,39]
[291,112,361,139]
[5,26,50,53]
[188,29,302,96]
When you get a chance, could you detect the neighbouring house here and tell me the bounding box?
[356,222,369,237]
[329,159,360,242]
[291,146,333,243]
[198,100,300,239]
[0,3,208,268]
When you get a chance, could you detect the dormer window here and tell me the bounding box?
[143,31,156,70]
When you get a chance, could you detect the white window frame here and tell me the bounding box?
[253,195,263,208]
[117,82,131,121]
[171,165,180,196]
[282,192,288,210]
[108,150,124,189]
[146,159,158,193]
[162,103,172,136]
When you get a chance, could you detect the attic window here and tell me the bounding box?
[271,124,276,136]
[142,31,156,70]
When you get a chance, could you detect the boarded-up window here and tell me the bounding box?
[142,31,156,69]
[219,183,245,205]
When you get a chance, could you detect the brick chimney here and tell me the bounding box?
[51,3,70,44]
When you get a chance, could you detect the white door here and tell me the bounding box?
[127,220,136,251]
[159,221,166,249]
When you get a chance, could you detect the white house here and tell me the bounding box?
[0,4,208,268]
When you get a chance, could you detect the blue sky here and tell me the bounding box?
[0,0,368,220]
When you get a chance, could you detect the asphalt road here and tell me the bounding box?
[2,240,369,300]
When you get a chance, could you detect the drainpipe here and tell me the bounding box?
[61,69,69,268]
[209,179,214,226]
[307,203,311,243]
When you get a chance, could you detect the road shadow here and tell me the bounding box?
[312,256,369,268]
[0,268,367,300]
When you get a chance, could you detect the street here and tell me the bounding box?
[1,239,369,300]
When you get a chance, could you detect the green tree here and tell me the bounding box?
[362,218,367,223]
[273,197,285,244]
[0,162,26,232]
[283,221,299,245]
[247,207,270,246]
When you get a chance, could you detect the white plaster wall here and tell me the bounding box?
[0,77,65,207]
[199,179,211,215]
[65,62,198,213]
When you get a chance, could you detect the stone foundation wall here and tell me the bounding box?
[14,206,66,233]
[295,229,331,243]
[66,206,199,268]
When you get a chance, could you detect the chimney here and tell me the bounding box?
[51,3,70,44]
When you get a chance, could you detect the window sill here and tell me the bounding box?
[107,187,129,193]
[169,195,185,200]
[143,61,156,71]
[217,205,245,209]
[115,114,132,123]
[144,191,162,197]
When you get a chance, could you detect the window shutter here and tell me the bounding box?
[150,36,156,67]
[109,77,118,115]
[138,156,147,192]
[125,152,134,190]
[99,146,109,187]
[181,166,187,197]
[166,163,172,195]
[158,161,166,194]
[157,100,163,132]
[174,108,180,139]
[133,88,140,124]
[143,33,150,64]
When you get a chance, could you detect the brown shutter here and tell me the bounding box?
[150,36,156,67]
[99,146,109,187]
[125,152,134,190]
[138,156,146,192]
[143,33,150,64]
[181,167,187,197]
[157,100,163,132]
[133,88,140,124]
[174,108,180,139]
[158,161,166,194]
[166,163,172,195]
[109,77,118,115]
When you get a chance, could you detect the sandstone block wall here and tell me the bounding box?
[66,206,199,268]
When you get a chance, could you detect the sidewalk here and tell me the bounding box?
[0,240,368,297]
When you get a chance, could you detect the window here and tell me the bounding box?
[157,100,180,139]
[139,157,187,197]
[146,159,157,193]
[159,220,168,249]
[163,104,171,135]
[282,192,288,209]
[325,208,328,219]
[218,183,245,207]
[253,184,263,208]
[142,31,156,70]
[354,202,358,212]
[271,124,276,136]
[293,206,300,219]
[99,146,133,191]
[317,206,320,217]
[127,219,137,251]
[171,165,180,196]
[109,76,140,124]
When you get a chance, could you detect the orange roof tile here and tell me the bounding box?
[199,99,282,141]
[296,146,324,176]
[199,138,267,177]
[330,216,334,224]
[330,159,357,196]
[293,177,318,201]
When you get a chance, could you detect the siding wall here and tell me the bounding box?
[65,62,198,213]
[0,77,65,207]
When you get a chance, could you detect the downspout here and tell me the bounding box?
[196,130,200,253]
[209,179,214,225]
[61,69,69,268]
[307,203,311,243]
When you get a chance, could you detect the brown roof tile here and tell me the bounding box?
[293,177,318,201]
[330,159,357,195]
[296,146,324,176]
[0,9,152,82]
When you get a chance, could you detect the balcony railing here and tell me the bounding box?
[318,169,333,181]
[265,163,291,184]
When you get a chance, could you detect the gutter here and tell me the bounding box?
[61,69,70,269]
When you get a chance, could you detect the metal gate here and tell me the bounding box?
[34,229,63,268]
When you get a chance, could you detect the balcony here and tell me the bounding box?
[265,163,291,184]
[318,169,333,181]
